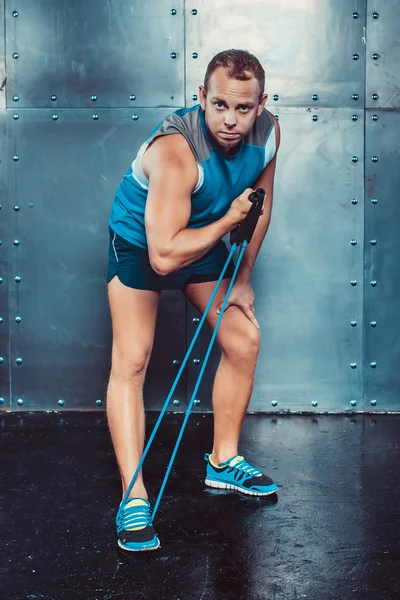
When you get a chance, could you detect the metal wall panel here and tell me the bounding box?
[0,108,9,411]
[187,107,364,412]
[364,109,400,411]
[7,108,186,411]
[5,0,184,108]
[366,1,400,109]
[185,0,366,109]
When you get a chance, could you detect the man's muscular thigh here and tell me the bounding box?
[108,276,161,378]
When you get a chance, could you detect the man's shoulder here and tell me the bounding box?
[245,108,276,148]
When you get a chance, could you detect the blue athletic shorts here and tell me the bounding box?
[107,226,235,291]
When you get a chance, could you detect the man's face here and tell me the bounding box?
[199,66,268,152]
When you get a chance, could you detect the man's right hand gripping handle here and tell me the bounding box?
[230,188,266,246]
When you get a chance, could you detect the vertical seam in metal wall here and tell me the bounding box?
[362,0,367,410]
[3,0,13,411]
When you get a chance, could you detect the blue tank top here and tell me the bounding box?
[109,105,276,249]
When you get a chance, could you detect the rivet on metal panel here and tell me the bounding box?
[13,240,20,246]
[12,52,19,59]
[172,359,180,366]
[0,398,4,404]
[370,399,377,406]
[192,317,200,323]
[351,115,358,121]
[371,156,378,162]
[350,320,357,327]
[0,318,3,323]
[352,54,359,61]
[312,94,319,101]
[170,52,177,59]
[170,8,177,15]
[352,12,359,19]
[93,114,99,120]
[12,10,19,17]
[351,156,358,163]
[130,95,136,101]
[312,401,318,407]
[273,94,279,101]
[13,155,19,161]
[370,321,377,327]
[371,198,378,204]
[0,278,3,283]
[91,95,97,101]
[51,95,57,101]
[15,276,21,282]
[372,54,379,60]
[351,280,357,286]
[13,114,19,120]
[14,206,20,211]
[370,362,377,368]
[193,358,200,364]
[192,52,198,59]
[192,94,198,101]
[372,94,379,100]
[350,363,357,369]
[372,12,379,19]
[132,115,139,121]
[350,400,357,406]
[52,114,58,120]
[194,399,200,405]
[350,239,357,246]
[96,399,103,406]
[0,240,2,245]
[17,398,24,405]
[370,239,377,245]
[370,280,377,287]
[173,399,180,406]
[351,198,358,204]
[13,95,19,101]
[192,9,198,15]
[352,94,359,100]
[312,115,318,121]
[16,317,22,323]
[16,358,23,365]
[58,399,64,406]
[0,357,3,363]
[271,401,278,407]
[372,114,379,121]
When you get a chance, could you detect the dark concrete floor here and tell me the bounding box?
[1,411,399,600]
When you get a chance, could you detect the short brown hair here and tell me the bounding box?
[204,49,265,97]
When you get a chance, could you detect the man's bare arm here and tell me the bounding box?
[144,134,245,276]
[235,115,281,283]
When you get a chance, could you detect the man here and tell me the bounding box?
[106,49,281,552]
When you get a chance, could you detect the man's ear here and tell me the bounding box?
[257,93,268,116]
[199,85,207,110]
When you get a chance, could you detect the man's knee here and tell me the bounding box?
[111,343,152,381]
[218,311,260,360]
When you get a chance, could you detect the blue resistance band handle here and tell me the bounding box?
[151,239,248,520]
[116,242,238,520]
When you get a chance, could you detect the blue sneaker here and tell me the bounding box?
[116,498,160,552]
[204,453,278,496]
